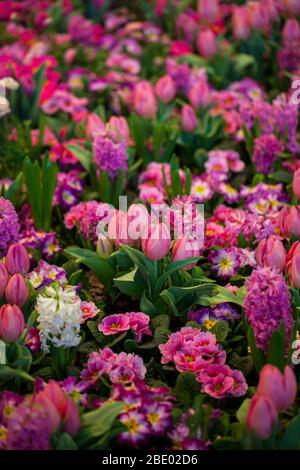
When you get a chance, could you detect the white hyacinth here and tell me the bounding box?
[0,77,19,118]
[36,283,83,351]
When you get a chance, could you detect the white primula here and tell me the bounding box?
[0,77,19,118]
[36,283,83,351]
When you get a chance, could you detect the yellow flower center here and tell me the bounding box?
[204,319,217,330]
[147,412,160,425]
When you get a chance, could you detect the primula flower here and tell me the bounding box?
[98,314,131,335]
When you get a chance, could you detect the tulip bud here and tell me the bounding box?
[292,168,300,201]
[5,274,29,307]
[108,116,130,143]
[197,0,219,23]
[63,398,81,436]
[172,236,201,270]
[189,80,210,109]
[279,206,300,238]
[155,75,176,103]
[0,304,25,343]
[283,19,300,46]
[96,236,114,260]
[287,241,300,287]
[107,210,135,248]
[86,113,105,139]
[5,243,30,275]
[257,365,297,412]
[232,6,251,40]
[133,81,157,119]
[197,29,217,59]
[142,223,171,261]
[247,394,277,440]
[181,105,197,132]
[256,235,287,272]
[0,262,9,298]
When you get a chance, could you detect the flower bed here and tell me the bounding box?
[0,0,300,451]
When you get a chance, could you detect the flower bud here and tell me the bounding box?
[5,243,30,275]
[197,29,217,59]
[0,261,9,298]
[279,206,300,238]
[181,105,197,132]
[172,236,201,269]
[257,365,297,412]
[292,168,300,201]
[256,235,287,272]
[133,81,157,119]
[155,75,176,103]
[287,241,300,288]
[142,223,171,261]
[197,0,220,23]
[247,394,277,439]
[232,6,251,40]
[0,304,25,343]
[5,274,29,307]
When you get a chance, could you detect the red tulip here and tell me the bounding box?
[257,365,297,412]
[256,235,287,272]
[172,236,201,269]
[5,274,29,307]
[197,29,217,59]
[133,81,157,119]
[0,304,25,343]
[279,206,300,238]
[247,394,277,439]
[181,105,197,132]
[292,168,300,201]
[155,75,176,103]
[0,261,9,298]
[142,223,171,261]
[5,243,30,275]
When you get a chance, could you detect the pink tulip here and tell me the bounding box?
[257,365,297,412]
[63,398,81,436]
[108,116,130,143]
[5,243,30,275]
[279,206,300,238]
[292,168,300,201]
[86,113,105,139]
[172,236,201,269]
[287,241,300,287]
[247,394,277,439]
[5,274,29,307]
[142,223,171,261]
[197,0,220,23]
[133,81,157,119]
[107,210,135,248]
[155,75,176,103]
[0,304,25,343]
[0,261,9,298]
[283,19,300,45]
[232,6,251,40]
[35,392,61,432]
[256,235,287,272]
[197,29,217,59]
[249,2,270,30]
[189,80,210,109]
[181,104,197,132]
[127,204,150,242]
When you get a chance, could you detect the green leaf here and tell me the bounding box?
[87,321,107,344]
[23,157,42,228]
[113,266,144,299]
[210,321,229,342]
[55,433,78,450]
[4,172,23,206]
[247,325,266,373]
[234,53,255,73]
[153,327,170,345]
[269,171,292,184]
[237,399,251,425]
[266,322,286,372]
[150,314,170,330]
[140,291,158,316]
[66,144,92,172]
[0,365,34,382]
[80,401,124,437]
[99,171,111,203]
[41,154,57,231]
[154,256,201,298]
[279,413,300,450]
[65,247,100,260]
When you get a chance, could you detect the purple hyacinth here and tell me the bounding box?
[244,266,294,353]
[252,134,283,174]
[93,130,128,179]
[0,197,20,256]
